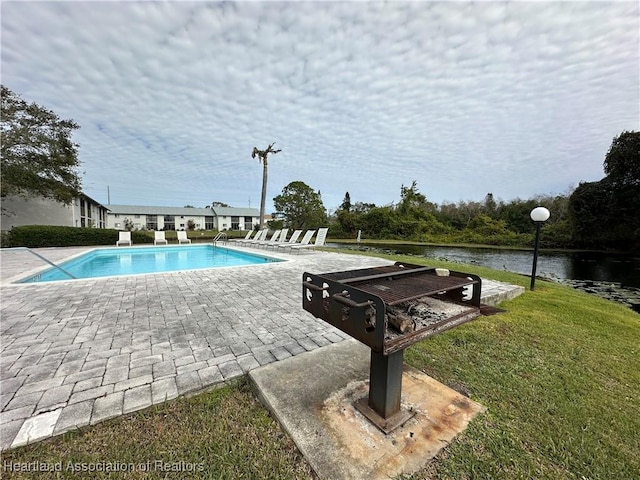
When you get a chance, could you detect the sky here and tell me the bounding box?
[1,1,638,213]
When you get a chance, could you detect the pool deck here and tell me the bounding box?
[0,245,524,451]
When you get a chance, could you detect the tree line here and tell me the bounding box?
[273,131,639,252]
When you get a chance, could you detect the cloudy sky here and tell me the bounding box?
[2,1,638,212]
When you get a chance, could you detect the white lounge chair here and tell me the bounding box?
[154,231,168,245]
[259,229,289,249]
[116,231,132,247]
[249,229,280,247]
[242,229,268,246]
[278,229,315,252]
[287,229,303,244]
[288,228,328,254]
[231,230,253,244]
[177,231,191,244]
[235,229,263,245]
[268,229,302,250]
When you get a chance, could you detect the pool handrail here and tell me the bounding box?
[6,247,77,280]
[213,232,228,246]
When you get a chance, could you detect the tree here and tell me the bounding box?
[123,218,134,231]
[603,131,640,186]
[273,181,326,230]
[340,192,351,212]
[352,202,376,214]
[398,181,435,215]
[211,201,230,208]
[1,85,81,204]
[496,198,538,233]
[251,143,281,228]
[569,131,640,251]
[483,193,497,218]
[335,209,357,236]
[359,206,393,237]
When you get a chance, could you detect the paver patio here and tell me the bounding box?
[0,245,521,451]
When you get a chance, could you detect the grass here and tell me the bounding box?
[2,249,639,479]
[409,281,639,479]
[1,379,312,479]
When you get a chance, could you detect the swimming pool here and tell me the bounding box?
[20,245,283,283]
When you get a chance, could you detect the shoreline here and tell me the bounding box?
[328,239,638,255]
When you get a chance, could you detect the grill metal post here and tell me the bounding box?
[369,350,403,418]
[354,348,415,433]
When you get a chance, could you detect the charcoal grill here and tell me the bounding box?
[302,262,482,433]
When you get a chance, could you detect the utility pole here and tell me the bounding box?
[251,143,281,228]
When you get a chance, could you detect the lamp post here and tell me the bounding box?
[530,206,550,291]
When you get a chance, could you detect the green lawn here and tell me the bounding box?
[1,380,312,480]
[2,251,638,479]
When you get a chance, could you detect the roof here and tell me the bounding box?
[105,205,261,217]
[211,207,260,217]
[80,192,108,209]
[106,205,213,216]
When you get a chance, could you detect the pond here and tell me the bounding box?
[327,243,640,289]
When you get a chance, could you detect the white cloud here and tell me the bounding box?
[1,1,637,210]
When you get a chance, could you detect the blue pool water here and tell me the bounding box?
[20,245,282,283]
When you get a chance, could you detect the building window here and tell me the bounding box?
[115,223,121,228]
[115,214,120,218]
[146,215,158,231]
[205,216,214,230]
[164,215,175,231]
[134,215,140,218]
[79,199,94,227]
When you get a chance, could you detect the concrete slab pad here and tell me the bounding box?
[249,339,485,480]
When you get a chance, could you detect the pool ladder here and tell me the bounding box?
[212,232,228,247]
[6,247,77,280]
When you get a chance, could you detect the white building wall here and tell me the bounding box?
[106,214,121,230]
[106,212,209,231]
[107,214,141,230]
[105,207,257,231]
[181,216,208,230]
[1,196,74,231]
[0,195,107,231]
[215,215,259,231]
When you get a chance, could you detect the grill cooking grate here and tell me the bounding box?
[349,274,476,305]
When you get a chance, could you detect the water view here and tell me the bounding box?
[328,243,640,289]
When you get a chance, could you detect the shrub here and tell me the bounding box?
[3,225,153,248]
[0,231,10,248]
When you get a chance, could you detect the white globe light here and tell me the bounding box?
[530,207,550,222]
